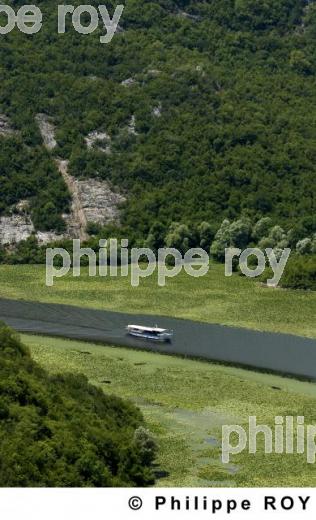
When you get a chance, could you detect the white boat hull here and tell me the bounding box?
[126,327,173,343]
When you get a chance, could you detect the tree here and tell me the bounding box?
[197,222,215,251]
[296,238,313,255]
[165,223,192,254]
[210,219,231,262]
[252,217,273,242]
[229,218,252,248]
[290,51,312,75]
[0,325,157,487]
[145,222,167,253]
[133,427,158,466]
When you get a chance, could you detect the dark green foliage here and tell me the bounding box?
[279,255,316,290]
[3,236,47,264]
[260,255,316,290]
[0,138,70,231]
[0,0,315,238]
[0,324,156,486]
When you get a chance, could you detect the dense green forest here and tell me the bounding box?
[0,0,315,236]
[0,323,157,486]
[0,138,70,231]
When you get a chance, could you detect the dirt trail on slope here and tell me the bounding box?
[36,113,124,241]
[56,159,89,241]
[36,113,89,241]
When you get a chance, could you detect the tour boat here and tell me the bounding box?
[126,324,173,343]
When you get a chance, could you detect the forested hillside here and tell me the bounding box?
[0,0,315,236]
[0,323,157,486]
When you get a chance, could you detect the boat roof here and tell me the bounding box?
[127,325,168,333]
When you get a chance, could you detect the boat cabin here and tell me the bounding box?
[126,325,173,343]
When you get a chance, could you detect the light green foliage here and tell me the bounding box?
[165,222,192,254]
[0,263,315,338]
[210,218,252,260]
[26,333,316,487]
[210,219,231,261]
[252,217,273,242]
[297,237,313,255]
[133,426,158,466]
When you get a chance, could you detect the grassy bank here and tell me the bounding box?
[0,264,315,338]
[25,334,316,487]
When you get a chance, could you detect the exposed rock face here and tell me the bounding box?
[56,160,125,238]
[0,201,67,246]
[147,69,161,76]
[36,231,66,245]
[0,204,66,246]
[177,11,201,21]
[56,159,89,241]
[75,178,126,225]
[15,199,30,214]
[35,113,57,150]
[28,114,126,245]
[85,131,111,154]
[0,214,35,245]
[152,103,162,117]
[0,201,34,246]
[121,77,136,87]
[127,115,138,135]
[0,115,14,137]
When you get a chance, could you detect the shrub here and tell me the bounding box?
[133,427,158,466]
[252,217,273,242]
[276,255,316,291]
[0,325,157,487]
[296,238,313,255]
